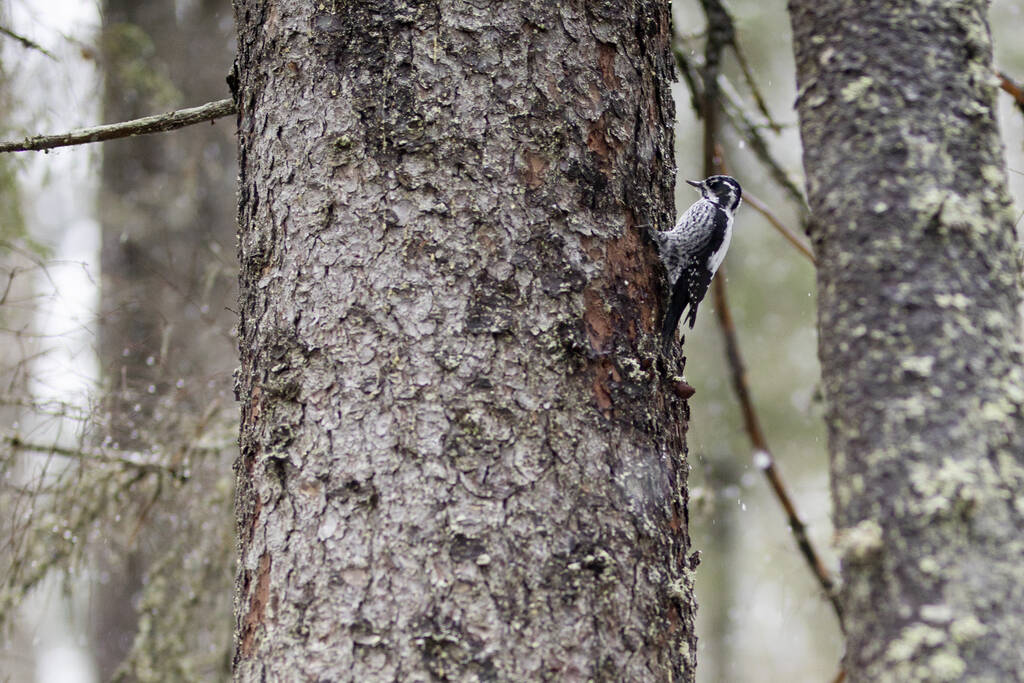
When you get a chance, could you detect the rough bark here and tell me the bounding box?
[94,0,237,678]
[789,1,1024,680]
[232,1,696,680]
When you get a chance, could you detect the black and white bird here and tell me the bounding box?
[650,175,742,347]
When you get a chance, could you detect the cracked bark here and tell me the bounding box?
[232,0,697,680]
[789,1,1024,680]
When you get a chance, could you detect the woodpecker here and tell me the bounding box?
[650,175,742,347]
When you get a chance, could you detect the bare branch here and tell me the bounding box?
[743,191,817,265]
[691,0,841,633]
[0,98,236,153]
[3,434,172,474]
[3,434,231,475]
[673,46,704,118]
[673,40,808,209]
[711,274,844,632]
[998,70,1024,118]
[716,74,808,208]
[727,33,782,133]
[698,0,732,172]
[0,25,55,60]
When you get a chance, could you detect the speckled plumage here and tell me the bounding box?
[650,175,741,346]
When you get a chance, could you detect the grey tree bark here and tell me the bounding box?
[94,0,237,678]
[232,1,696,680]
[789,1,1024,680]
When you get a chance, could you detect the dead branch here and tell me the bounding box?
[711,274,844,633]
[0,25,55,59]
[743,191,816,265]
[694,0,843,633]
[0,98,236,153]
[673,40,808,209]
[716,74,808,208]
[998,70,1024,118]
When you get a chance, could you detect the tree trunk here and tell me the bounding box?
[789,1,1024,679]
[94,0,237,678]
[232,1,696,680]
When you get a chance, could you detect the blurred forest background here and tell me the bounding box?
[0,0,1021,681]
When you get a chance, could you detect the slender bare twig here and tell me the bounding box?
[3,434,172,474]
[743,191,816,265]
[0,98,236,153]
[673,46,704,118]
[692,0,844,634]
[127,477,164,545]
[0,25,55,59]
[2,434,230,475]
[728,37,781,133]
[998,70,1024,118]
[0,396,90,420]
[698,0,731,172]
[715,74,808,208]
[711,275,844,632]
[673,41,808,209]
[686,0,782,136]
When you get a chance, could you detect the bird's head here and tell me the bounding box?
[686,175,742,212]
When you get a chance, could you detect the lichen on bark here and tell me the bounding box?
[789,0,1024,679]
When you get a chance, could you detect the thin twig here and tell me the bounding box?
[127,477,164,546]
[699,0,732,172]
[673,40,808,209]
[673,46,704,118]
[693,0,843,633]
[4,434,171,474]
[0,25,56,60]
[728,36,781,133]
[716,74,808,208]
[743,191,816,265]
[998,70,1024,118]
[0,396,91,420]
[2,434,230,476]
[711,275,844,633]
[0,98,236,153]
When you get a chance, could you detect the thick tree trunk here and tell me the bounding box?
[232,1,696,680]
[789,1,1024,680]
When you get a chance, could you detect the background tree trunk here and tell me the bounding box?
[94,0,237,678]
[232,1,696,679]
[789,1,1024,679]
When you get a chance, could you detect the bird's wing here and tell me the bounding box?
[662,267,692,346]
[682,206,730,273]
[662,208,730,343]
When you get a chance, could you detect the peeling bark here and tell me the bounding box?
[789,1,1024,680]
[232,1,697,680]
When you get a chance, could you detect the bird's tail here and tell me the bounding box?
[661,281,690,350]
[684,304,699,330]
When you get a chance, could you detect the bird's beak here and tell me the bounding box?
[686,179,703,189]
